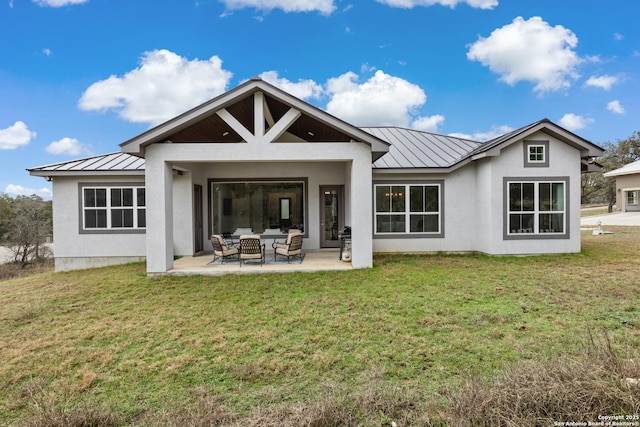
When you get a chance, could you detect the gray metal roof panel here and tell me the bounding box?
[364,127,481,169]
[29,153,145,173]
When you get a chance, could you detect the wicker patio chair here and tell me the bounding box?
[210,235,239,264]
[239,235,265,267]
[274,232,304,263]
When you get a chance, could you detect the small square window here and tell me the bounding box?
[529,145,545,162]
[524,141,549,167]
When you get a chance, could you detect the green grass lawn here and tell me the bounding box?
[1,228,639,426]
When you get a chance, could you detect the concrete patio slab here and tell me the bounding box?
[168,249,352,276]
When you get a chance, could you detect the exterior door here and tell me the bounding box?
[194,184,203,253]
[320,186,344,248]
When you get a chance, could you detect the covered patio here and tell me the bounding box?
[168,248,353,276]
[121,79,389,275]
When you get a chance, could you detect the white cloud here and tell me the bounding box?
[448,124,513,142]
[412,115,445,132]
[559,113,594,131]
[614,32,624,41]
[33,0,88,6]
[0,121,36,150]
[46,137,90,156]
[607,100,625,114]
[325,70,427,127]
[376,0,498,9]
[4,184,52,199]
[258,71,323,100]
[360,63,377,73]
[79,49,233,126]
[467,16,582,93]
[219,0,336,14]
[42,48,52,56]
[584,75,618,90]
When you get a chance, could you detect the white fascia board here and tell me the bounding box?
[481,121,603,160]
[537,125,605,158]
[604,169,640,177]
[603,161,640,177]
[29,170,145,177]
[373,158,473,175]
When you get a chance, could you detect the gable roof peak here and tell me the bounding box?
[119,77,390,158]
[473,118,603,159]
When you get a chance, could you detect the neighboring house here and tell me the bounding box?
[29,78,604,274]
[604,160,640,212]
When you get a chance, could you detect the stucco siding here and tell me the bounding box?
[372,131,583,255]
[614,175,640,212]
[372,167,479,253]
[51,176,147,271]
[482,132,581,254]
[172,171,195,256]
[143,141,373,271]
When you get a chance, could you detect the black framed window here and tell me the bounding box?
[211,180,305,235]
[374,183,442,235]
[82,186,145,230]
[506,178,567,237]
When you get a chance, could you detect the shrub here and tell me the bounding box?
[444,332,640,426]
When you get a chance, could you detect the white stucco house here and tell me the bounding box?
[29,78,604,274]
[604,161,640,212]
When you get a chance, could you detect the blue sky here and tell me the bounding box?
[1,0,638,199]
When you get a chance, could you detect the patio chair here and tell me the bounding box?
[239,235,265,267]
[274,232,304,263]
[221,231,237,248]
[272,229,302,251]
[210,235,239,264]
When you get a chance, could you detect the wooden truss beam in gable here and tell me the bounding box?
[216,91,301,144]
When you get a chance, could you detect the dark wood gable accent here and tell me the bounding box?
[163,90,353,144]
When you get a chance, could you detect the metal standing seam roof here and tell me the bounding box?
[603,160,640,177]
[29,129,483,173]
[29,120,596,174]
[28,152,145,173]
[364,127,482,169]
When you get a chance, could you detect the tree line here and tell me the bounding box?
[0,194,52,267]
[582,131,640,211]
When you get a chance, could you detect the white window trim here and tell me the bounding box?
[504,177,570,240]
[79,183,146,234]
[627,190,639,206]
[528,145,546,163]
[373,181,444,238]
